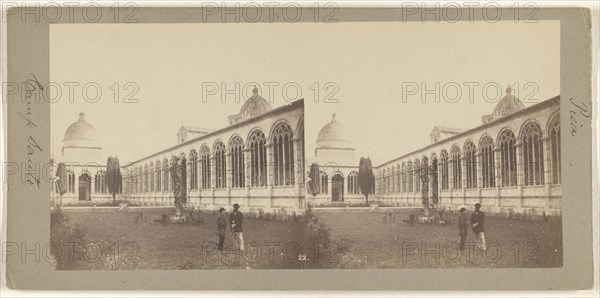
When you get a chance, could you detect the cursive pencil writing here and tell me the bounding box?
[569,97,590,137]
[20,74,44,188]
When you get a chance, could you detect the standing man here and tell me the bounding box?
[458,207,468,251]
[471,203,486,251]
[216,207,227,252]
[229,203,244,251]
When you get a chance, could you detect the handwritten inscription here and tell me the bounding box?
[569,97,590,137]
[20,74,44,188]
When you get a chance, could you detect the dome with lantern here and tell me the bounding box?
[482,86,526,124]
[228,87,272,125]
[63,112,101,149]
[316,113,353,149]
[314,113,356,166]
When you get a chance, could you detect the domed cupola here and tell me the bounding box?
[316,113,353,149]
[228,87,272,125]
[63,112,101,148]
[482,86,526,124]
[314,113,355,166]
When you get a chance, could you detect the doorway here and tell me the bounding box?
[78,173,91,201]
[331,174,344,202]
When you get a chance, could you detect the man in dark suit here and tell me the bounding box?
[471,203,486,251]
[229,203,244,251]
[458,207,468,251]
[216,207,227,251]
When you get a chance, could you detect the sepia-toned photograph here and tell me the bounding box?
[303,21,562,269]
[2,3,596,292]
[49,24,306,270]
[47,20,563,271]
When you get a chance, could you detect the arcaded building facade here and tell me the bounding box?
[122,90,305,215]
[52,89,305,215]
[374,89,561,216]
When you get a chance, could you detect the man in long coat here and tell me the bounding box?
[471,203,486,251]
[216,207,227,251]
[229,203,244,251]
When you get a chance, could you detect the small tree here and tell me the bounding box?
[420,168,430,215]
[358,157,374,206]
[106,156,122,206]
[308,163,320,197]
[55,162,68,207]
[170,156,184,212]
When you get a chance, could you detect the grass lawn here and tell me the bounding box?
[311,210,563,269]
[51,209,304,270]
[50,208,563,270]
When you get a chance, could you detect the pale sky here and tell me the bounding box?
[50,21,559,166]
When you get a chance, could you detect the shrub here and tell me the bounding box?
[50,209,86,270]
[51,206,68,226]
[308,221,331,245]
[508,208,515,220]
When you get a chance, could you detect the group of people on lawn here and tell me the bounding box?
[216,203,245,252]
[214,201,486,253]
[458,203,486,251]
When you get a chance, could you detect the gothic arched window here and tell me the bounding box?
[440,150,449,190]
[67,171,74,193]
[272,123,294,186]
[143,165,149,192]
[155,161,161,192]
[407,161,414,192]
[464,141,477,189]
[137,166,142,193]
[381,169,386,194]
[170,157,177,192]
[214,141,227,189]
[348,171,358,194]
[320,171,328,194]
[390,167,393,193]
[401,163,407,192]
[499,129,517,187]
[249,130,267,187]
[396,165,401,193]
[189,151,198,189]
[480,136,495,188]
[414,159,421,193]
[386,169,391,194]
[549,115,561,184]
[451,145,462,189]
[132,168,137,193]
[521,122,544,186]
[162,158,169,192]
[149,162,154,192]
[200,146,211,189]
[122,170,127,194]
[230,136,245,188]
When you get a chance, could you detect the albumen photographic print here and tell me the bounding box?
[2,3,596,292]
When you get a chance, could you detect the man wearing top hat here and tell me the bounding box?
[229,203,244,251]
[471,203,486,251]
